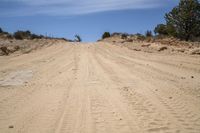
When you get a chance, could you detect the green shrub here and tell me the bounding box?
[145,30,153,37]
[136,33,145,41]
[30,34,44,39]
[102,32,111,39]
[13,30,32,40]
[0,27,3,33]
[13,31,23,40]
[121,33,128,39]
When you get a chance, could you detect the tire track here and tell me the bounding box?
[93,44,200,133]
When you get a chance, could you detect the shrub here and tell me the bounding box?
[13,31,23,40]
[75,35,82,42]
[121,33,128,39]
[102,32,111,39]
[145,30,153,37]
[13,30,32,40]
[136,33,146,41]
[30,34,43,39]
[0,27,3,33]
[111,32,121,36]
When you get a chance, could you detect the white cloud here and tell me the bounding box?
[1,0,165,16]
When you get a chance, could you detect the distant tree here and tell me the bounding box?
[25,30,31,37]
[75,35,82,42]
[30,34,38,39]
[145,30,153,37]
[111,32,121,36]
[13,31,23,40]
[121,33,129,39]
[102,32,111,39]
[165,0,200,41]
[13,30,32,40]
[0,27,3,33]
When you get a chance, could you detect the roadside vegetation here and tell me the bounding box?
[13,30,44,40]
[0,28,69,56]
[74,35,82,42]
[156,0,200,41]
[101,0,200,42]
[0,28,68,41]
[102,32,111,39]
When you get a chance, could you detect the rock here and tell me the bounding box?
[181,77,186,79]
[8,125,14,128]
[133,48,141,51]
[157,46,168,51]
[141,43,151,47]
[191,76,194,79]
[189,48,200,55]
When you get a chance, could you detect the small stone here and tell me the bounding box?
[8,125,14,129]
[169,97,173,99]
[191,76,194,79]
[158,46,168,51]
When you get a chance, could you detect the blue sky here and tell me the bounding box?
[0,0,179,42]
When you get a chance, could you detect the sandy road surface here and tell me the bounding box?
[0,42,200,133]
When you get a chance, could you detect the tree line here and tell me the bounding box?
[0,28,45,40]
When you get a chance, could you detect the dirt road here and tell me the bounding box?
[0,42,200,133]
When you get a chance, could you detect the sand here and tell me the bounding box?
[0,42,200,133]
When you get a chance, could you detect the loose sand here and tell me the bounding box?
[0,42,200,133]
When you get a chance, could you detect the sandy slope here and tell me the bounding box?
[0,42,200,133]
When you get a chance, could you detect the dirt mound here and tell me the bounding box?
[0,38,67,56]
[100,35,200,55]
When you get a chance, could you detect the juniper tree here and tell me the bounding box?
[165,0,200,41]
